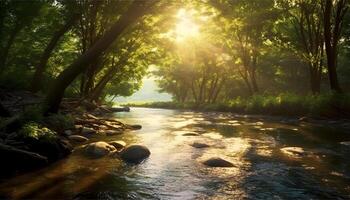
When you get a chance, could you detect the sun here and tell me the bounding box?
[174,9,200,42]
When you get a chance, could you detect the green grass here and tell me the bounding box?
[123,93,350,118]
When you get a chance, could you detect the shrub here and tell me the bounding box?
[19,122,57,141]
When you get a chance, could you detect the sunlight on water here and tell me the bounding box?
[0,108,350,199]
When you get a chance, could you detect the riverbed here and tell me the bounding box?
[0,107,350,199]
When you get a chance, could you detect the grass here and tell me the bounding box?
[123,93,350,118]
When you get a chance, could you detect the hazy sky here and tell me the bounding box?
[114,76,172,103]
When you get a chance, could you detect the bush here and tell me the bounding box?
[19,122,57,141]
[124,93,350,118]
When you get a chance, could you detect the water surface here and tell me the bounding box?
[1,107,350,199]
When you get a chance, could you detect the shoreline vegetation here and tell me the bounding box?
[0,90,143,177]
[123,93,350,119]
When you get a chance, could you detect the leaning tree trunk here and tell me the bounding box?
[44,1,154,114]
[31,14,79,92]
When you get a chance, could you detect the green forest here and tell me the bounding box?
[0,0,350,199]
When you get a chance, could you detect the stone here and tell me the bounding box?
[0,143,48,172]
[84,141,116,158]
[298,116,309,122]
[182,132,200,136]
[340,141,350,146]
[280,147,306,158]
[64,130,72,136]
[81,127,96,134]
[110,107,130,112]
[203,157,234,167]
[120,145,150,164]
[68,135,89,143]
[24,137,72,162]
[108,140,126,150]
[191,142,210,148]
[105,130,123,136]
[129,124,142,130]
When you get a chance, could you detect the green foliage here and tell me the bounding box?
[127,93,350,118]
[19,122,57,141]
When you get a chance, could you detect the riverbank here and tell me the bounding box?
[0,90,140,176]
[123,93,350,119]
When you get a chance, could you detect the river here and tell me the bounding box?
[0,107,350,199]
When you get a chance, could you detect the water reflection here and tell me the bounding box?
[0,107,349,199]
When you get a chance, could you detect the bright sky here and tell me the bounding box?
[115,9,202,103]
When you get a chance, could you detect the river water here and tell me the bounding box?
[1,107,350,199]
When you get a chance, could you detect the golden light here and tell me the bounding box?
[174,9,200,42]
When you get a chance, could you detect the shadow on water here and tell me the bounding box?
[0,107,350,199]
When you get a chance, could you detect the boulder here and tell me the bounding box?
[64,130,72,136]
[81,127,96,134]
[108,140,126,150]
[0,143,48,172]
[68,135,88,143]
[191,142,210,148]
[120,145,150,164]
[105,130,123,136]
[110,107,130,112]
[129,124,142,130]
[280,147,306,158]
[24,137,72,162]
[203,157,234,167]
[340,141,350,146]
[84,141,116,158]
[183,132,200,136]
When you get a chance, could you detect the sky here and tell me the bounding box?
[114,76,172,103]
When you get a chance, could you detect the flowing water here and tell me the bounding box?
[1,107,350,199]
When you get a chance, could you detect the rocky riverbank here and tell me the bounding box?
[0,90,148,177]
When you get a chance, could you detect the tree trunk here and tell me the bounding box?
[323,0,346,93]
[31,14,79,92]
[44,1,154,114]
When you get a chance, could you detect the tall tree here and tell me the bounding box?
[31,11,79,92]
[0,1,43,72]
[44,0,156,113]
[323,0,349,92]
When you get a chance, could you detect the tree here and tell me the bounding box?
[31,11,79,92]
[45,0,157,113]
[323,0,349,93]
[0,1,43,72]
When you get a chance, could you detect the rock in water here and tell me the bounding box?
[85,141,116,158]
[183,132,200,136]
[68,135,89,143]
[203,157,234,167]
[108,140,126,150]
[81,127,96,134]
[191,142,210,148]
[105,130,123,136]
[129,124,142,130]
[340,141,350,146]
[120,145,150,164]
[64,130,72,136]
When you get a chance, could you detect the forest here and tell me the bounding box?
[0,0,350,199]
